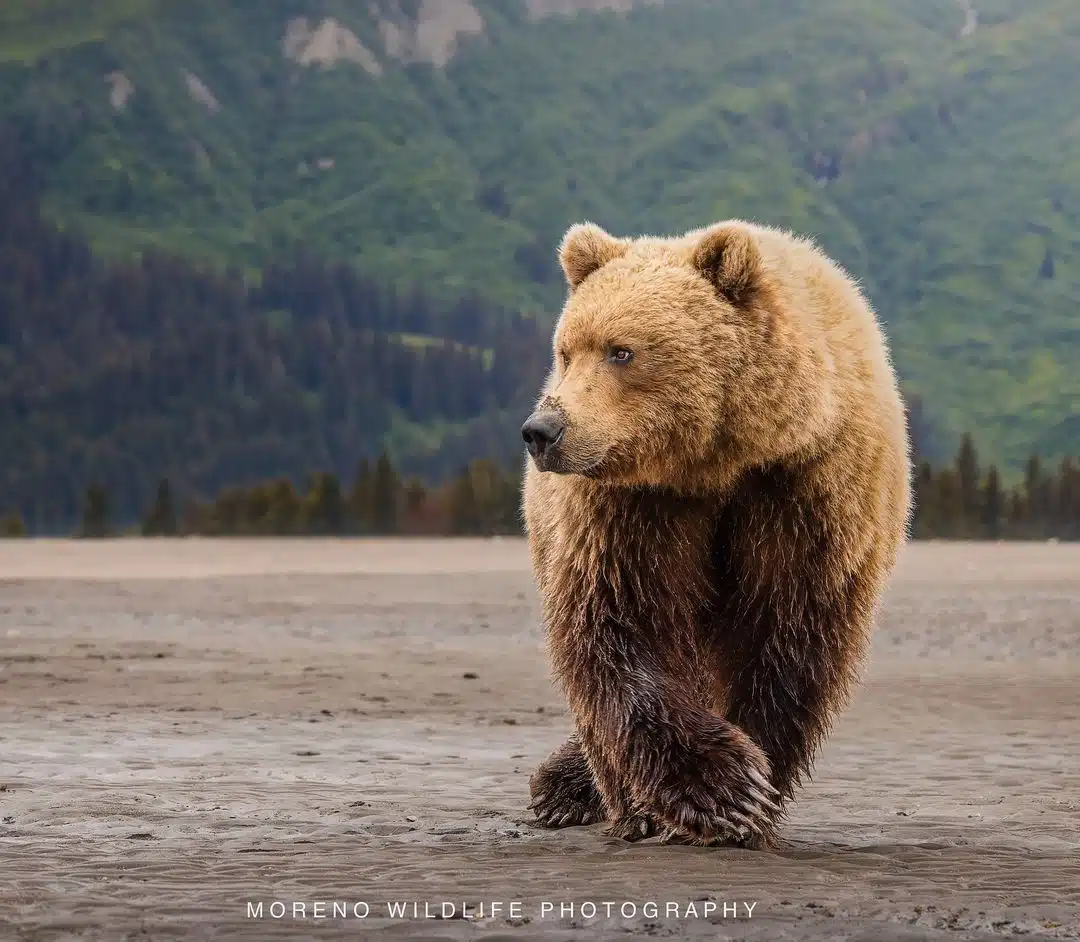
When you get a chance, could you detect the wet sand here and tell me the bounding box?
[1,539,1078,940]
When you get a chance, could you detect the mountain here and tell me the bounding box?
[0,129,549,528]
[1,0,1079,481]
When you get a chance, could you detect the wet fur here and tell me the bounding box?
[525,220,910,847]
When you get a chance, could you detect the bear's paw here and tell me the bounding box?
[528,745,606,829]
[642,725,783,848]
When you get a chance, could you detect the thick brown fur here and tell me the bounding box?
[523,219,910,847]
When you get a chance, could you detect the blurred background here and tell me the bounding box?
[1,0,1078,538]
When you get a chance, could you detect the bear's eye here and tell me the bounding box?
[558,350,569,370]
[608,347,634,365]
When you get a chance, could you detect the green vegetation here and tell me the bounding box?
[141,477,178,536]
[0,0,157,64]
[72,437,1080,540]
[0,125,549,530]
[167,456,523,537]
[1,0,1078,475]
[0,512,27,537]
[78,483,111,538]
[912,434,1080,540]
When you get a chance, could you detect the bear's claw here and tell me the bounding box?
[529,792,604,828]
[529,736,607,830]
[641,731,783,848]
[605,812,656,842]
[748,767,780,796]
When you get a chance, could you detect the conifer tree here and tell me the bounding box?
[372,453,400,534]
[982,465,1002,539]
[79,484,111,538]
[141,478,178,536]
[1,512,27,537]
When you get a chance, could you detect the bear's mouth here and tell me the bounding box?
[532,443,609,478]
[530,439,565,474]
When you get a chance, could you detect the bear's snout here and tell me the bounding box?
[522,410,566,468]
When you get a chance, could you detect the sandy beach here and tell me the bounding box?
[1,539,1078,940]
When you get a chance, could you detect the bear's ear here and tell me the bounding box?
[691,225,763,304]
[558,223,630,290]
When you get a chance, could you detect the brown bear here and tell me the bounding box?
[521,219,910,847]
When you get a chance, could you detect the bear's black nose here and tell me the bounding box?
[522,411,566,460]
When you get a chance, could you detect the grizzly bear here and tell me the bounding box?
[521,219,910,847]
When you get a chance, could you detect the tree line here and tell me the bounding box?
[3,432,1079,540]
[911,434,1080,540]
[7,454,524,539]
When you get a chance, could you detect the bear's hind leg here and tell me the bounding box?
[529,736,606,828]
[529,735,658,839]
[725,609,864,813]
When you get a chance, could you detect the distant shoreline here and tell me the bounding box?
[3,537,1079,584]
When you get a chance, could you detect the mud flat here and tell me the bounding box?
[1,539,1078,939]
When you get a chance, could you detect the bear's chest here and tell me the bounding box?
[541,482,718,640]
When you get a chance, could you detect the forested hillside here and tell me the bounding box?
[0,127,547,529]
[1,0,1079,521]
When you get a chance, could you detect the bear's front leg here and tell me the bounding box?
[571,658,781,848]
[628,710,781,847]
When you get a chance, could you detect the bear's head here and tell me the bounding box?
[522,220,804,493]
